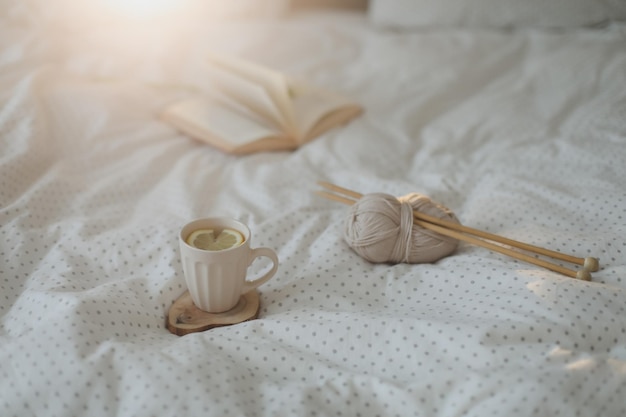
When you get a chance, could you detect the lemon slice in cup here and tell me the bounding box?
[186,228,244,251]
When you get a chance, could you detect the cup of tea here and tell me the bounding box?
[179,217,279,313]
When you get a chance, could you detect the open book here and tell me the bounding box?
[161,55,363,154]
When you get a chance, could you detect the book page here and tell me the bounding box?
[161,97,285,153]
[289,81,363,143]
[207,54,297,137]
[206,65,285,132]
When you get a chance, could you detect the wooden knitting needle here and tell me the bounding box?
[316,189,589,280]
[409,209,598,272]
[317,182,599,272]
[316,182,596,280]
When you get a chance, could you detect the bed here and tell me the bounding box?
[2,0,626,416]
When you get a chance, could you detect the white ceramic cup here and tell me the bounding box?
[179,217,279,313]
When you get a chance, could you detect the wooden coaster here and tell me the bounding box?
[167,290,260,336]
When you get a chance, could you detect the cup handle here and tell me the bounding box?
[243,247,279,293]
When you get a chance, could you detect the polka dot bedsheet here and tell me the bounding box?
[1,6,626,417]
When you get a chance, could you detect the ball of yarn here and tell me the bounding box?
[344,192,460,264]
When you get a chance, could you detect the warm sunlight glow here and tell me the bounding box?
[101,0,180,19]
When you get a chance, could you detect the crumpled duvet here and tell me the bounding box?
[1,4,626,417]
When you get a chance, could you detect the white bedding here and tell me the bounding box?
[2,3,626,417]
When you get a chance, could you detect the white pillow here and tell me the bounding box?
[369,0,626,28]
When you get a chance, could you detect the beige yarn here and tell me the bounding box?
[344,192,460,264]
